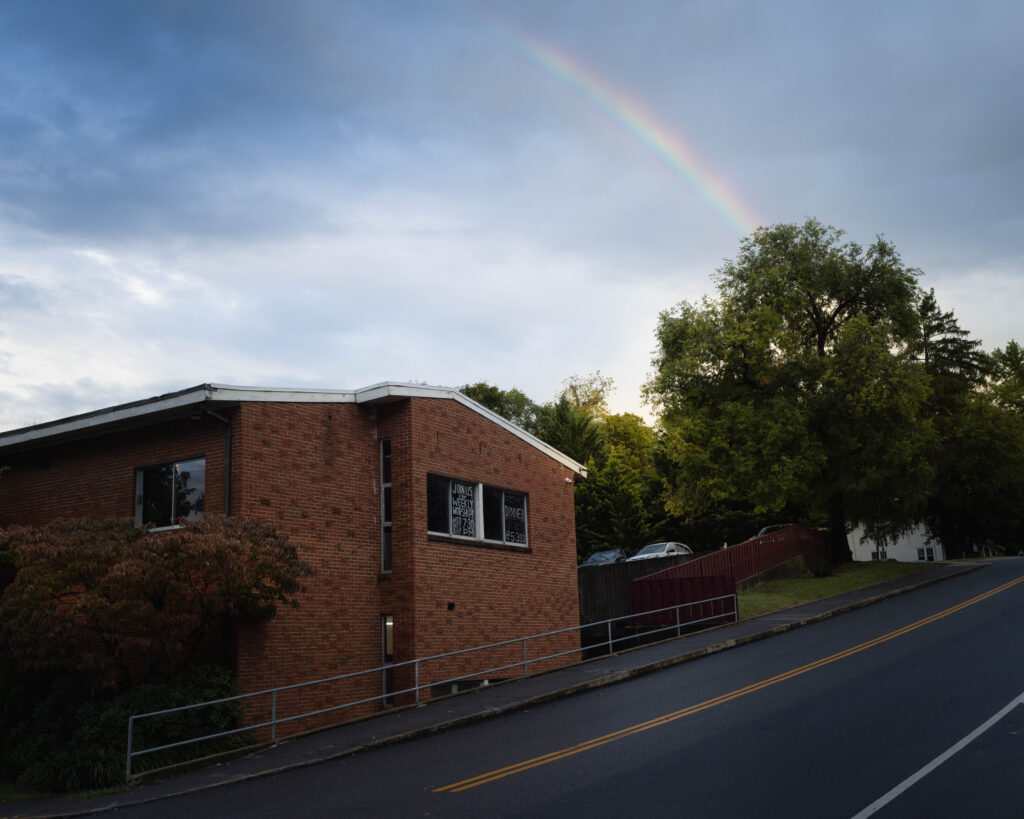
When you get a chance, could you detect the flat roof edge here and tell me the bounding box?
[0,382,587,476]
[0,385,212,449]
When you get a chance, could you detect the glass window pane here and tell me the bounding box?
[141,464,174,527]
[483,485,503,541]
[174,458,206,521]
[383,485,392,523]
[381,528,392,573]
[381,439,391,484]
[503,492,527,544]
[450,480,475,537]
[427,474,450,533]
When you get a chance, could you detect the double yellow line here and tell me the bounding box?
[437,572,1024,793]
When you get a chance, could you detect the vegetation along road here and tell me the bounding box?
[103,558,1024,818]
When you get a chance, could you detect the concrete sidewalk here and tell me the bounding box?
[4,561,980,819]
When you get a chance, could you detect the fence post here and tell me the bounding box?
[607,620,613,653]
[675,603,681,637]
[271,690,278,744]
[522,638,529,677]
[415,660,420,704]
[125,715,134,785]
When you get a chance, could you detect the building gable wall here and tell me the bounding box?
[0,393,581,727]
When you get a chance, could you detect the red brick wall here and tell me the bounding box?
[402,398,581,691]
[0,395,582,733]
[0,417,227,525]
[229,401,383,726]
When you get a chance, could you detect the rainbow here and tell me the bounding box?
[505,33,761,237]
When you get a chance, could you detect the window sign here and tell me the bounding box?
[450,480,476,537]
[503,492,527,544]
[427,474,527,546]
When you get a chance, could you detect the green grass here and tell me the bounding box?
[737,561,937,620]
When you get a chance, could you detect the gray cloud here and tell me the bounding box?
[0,0,1021,428]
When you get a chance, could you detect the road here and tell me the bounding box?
[110,559,1024,818]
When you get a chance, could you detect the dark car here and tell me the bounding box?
[578,548,629,567]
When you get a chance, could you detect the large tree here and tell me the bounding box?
[645,219,934,562]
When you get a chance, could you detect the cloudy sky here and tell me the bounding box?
[1,0,1022,430]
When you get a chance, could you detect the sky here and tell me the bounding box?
[1,0,1022,431]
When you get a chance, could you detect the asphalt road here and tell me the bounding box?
[104,558,1024,818]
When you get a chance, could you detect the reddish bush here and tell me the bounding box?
[0,516,310,691]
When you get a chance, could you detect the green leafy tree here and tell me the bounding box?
[645,219,934,562]
[459,382,539,429]
[922,394,1024,557]
[561,371,615,419]
[574,452,653,559]
[531,395,607,466]
[913,289,989,397]
[990,340,1024,414]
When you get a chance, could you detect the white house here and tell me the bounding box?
[850,524,943,563]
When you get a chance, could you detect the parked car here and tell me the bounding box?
[755,524,795,537]
[626,541,693,561]
[578,548,630,567]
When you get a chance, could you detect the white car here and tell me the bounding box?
[626,541,693,561]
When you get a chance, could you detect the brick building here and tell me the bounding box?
[0,383,585,729]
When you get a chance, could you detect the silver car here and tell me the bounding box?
[626,541,693,561]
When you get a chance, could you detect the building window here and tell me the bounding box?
[917,546,935,561]
[136,457,205,528]
[381,614,394,706]
[381,439,392,573]
[427,473,528,546]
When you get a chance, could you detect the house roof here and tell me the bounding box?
[0,382,587,476]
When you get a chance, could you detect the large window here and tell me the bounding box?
[427,473,527,546]
[136,457,206,528]
[381,614,394,706]
[381,439,392,572]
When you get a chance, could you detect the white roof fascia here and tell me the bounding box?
[204,385,357,404]
[354,382,587,477]
[0,381,587,477]
[0,385,213,449]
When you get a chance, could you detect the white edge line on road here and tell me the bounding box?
[851,691,1024,818]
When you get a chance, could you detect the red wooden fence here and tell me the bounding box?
[629,575,736,627]
[625,525,829,630]
[650,524,829,584]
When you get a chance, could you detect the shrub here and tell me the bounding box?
[0,666,246,792]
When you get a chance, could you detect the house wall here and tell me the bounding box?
[403,397,581,689]
[0,395,581,732]
[0,416,227,526]
[850,525,944,562]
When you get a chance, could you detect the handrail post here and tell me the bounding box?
[125,715,134,785]
[522,638,528,677]
[415,660,420,703]
[675,604,681,637]
[607,620,613,654]
[271,691,278,744]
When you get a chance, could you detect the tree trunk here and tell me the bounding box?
[829,493,853,564]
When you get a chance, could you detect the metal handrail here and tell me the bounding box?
[126,592,736,782]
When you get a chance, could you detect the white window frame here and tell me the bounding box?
[380,438,392,573]
[427,474,528,547]
[135,456,206,530]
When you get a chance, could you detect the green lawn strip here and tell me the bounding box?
[738,561,937,620]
